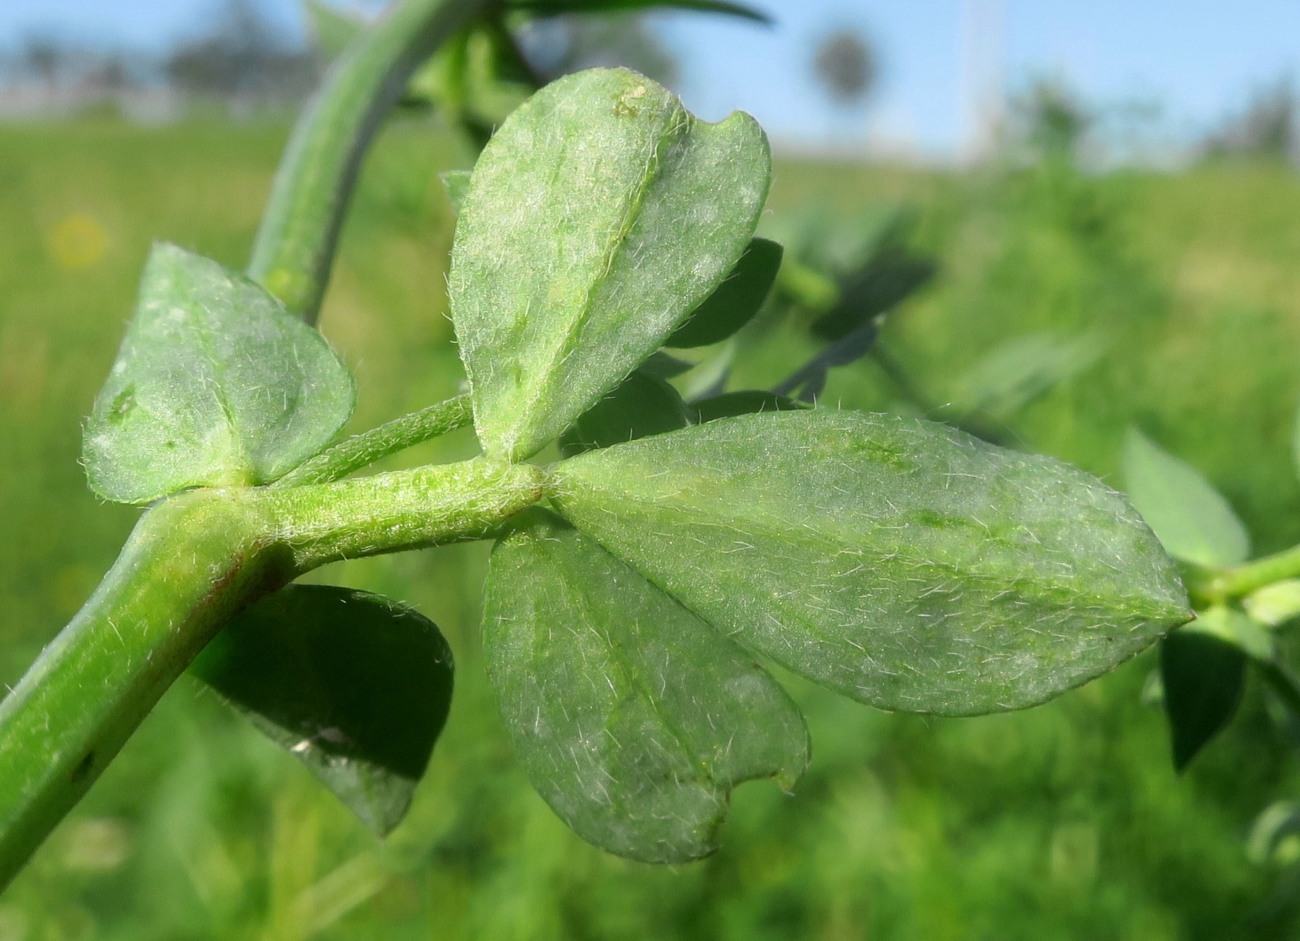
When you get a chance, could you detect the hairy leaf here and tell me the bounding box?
[483,509,808,862]
[668,238,783,348]
[84,244,355,504]
[191,585,453,835]
[1161,618,1248,771]
[1123,427,1250,568]
[550,410,1191,716]
[559,370,689,456]
[449,68,769,459]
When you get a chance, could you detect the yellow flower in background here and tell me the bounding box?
[46,213,109,270]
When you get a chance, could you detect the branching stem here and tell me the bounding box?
[275,394,474,487]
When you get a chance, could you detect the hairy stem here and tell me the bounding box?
[275,394,474,487]
[247,0,490,320]
[0,457,542,889]
[0,494,285,891]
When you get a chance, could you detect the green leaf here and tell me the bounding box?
[440,169,472,214]
[689,390,807,424]
[84,244,355,504]
[508,0,773,25]
[667,238,783,348]
[482,509,808,862]
[1160,622,1247,771]
[1183,604,1274,661]
[951,332,1101,422]
[191,585,453,835]
[449,68,770,460]
[549,410,1192,716]
[1122,427,1250,568]
[1245,580,1300,629]
[304,0,365,63]
[809,247,935,343]
[559,370,689,457]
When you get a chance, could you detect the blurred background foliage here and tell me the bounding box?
[6,1,1300,938]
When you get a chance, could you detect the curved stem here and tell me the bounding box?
[275,394,474,487]
[0,493,286,890]
[247,0,491,320]
[0,457,543,890]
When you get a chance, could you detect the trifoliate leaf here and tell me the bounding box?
[482,509,808,862]
[84,243,355,504]
[449,68,769,460]
[549,410,1192,716]
[192,585,453,835]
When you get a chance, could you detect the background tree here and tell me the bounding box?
[811,27,876,107]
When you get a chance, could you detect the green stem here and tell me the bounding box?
[0,457,542,889]
[247,0,490,320]
[259,456,543,573]
[1188,543,1300,607]
[275,394,474,487]
[0,493,285,890]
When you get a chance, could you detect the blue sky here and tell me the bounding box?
[2,0,1298,156]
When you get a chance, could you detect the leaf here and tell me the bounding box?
[449,68,770,460]
[1189,604,1274,660]
[549,410,1192,716]
[809,248,935,343]
[1160,622,1247,771]
[440,169,472,214]
[667,238,783,348]
[1247,801,1300,866]
[83,244,355,504]
[1245,580,1300,628]
[191,585,453,835]
[559,370,689,457]
[1122,427,1250,568]
[508,0,773,25]
[773,319,879,403]
[689,390,807,424]
[304,0,366,63]
[951,332,1102,422]
[482,509,808,862]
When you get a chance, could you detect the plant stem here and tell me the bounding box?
[1188,543,1300,607]
[0,456,541,889]
[259,456,543,573]
[275,394,474,487]
[0,493,284,891]
[247,0,490,321]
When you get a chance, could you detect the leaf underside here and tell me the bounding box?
[449,68,770,460]
[559,370,689,456]
[482,509,809,862]
[191,585,454,835]
[1160,626,1246,771]
[83,243,355,504]
[549,410,1192,716]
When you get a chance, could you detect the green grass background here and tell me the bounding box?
[5,116,1300,939]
